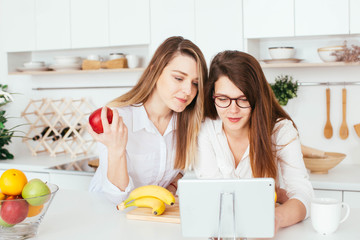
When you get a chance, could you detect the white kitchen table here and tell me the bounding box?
[29,189,360,240]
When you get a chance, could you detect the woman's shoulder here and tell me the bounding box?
[273,118,298,144]
[274,118,295,129]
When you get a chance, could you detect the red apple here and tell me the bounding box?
[1,198,29,225]
[89,107,113,134]
[0,206,15,227]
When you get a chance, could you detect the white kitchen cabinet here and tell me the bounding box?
[35,0,71,50]
[0,0,36,52]
[149,0,195,55]
[343,191,360,208]
[70,0,109,49]
[195,0,243,64]
[23,171,50,182]
[243,0,294,38]
[49,173,93,191]
[314,189,343,201]
[295,0,349,36]
[109,0,150,46]
[350,0,360,34]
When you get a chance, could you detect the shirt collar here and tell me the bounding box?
[132,105,153,133]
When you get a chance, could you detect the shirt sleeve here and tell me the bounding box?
[88,142,135,205]
[194,121,223,179]
[274,120,314,219]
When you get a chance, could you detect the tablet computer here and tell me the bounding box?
[178,178,275,239]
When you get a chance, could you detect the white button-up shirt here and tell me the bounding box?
[89,105,181,204]
[194,118,314,218]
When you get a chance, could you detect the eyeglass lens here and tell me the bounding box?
[214,96,250,108]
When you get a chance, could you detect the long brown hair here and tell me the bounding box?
[204,50,295,180]
[108,36,207,170]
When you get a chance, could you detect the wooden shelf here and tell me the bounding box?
[9,67,145,75]
[260,61,360,68]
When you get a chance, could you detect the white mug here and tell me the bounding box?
[87,54,101,61]
[311,198,350,235]
[126,54,140,68]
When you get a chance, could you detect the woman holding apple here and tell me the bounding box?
[88,36,207,204]
[193,51,314,233]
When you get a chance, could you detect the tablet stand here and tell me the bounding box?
[209,192,247,240]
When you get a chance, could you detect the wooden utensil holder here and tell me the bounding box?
[21,98,96,158]
[82,58,128,70]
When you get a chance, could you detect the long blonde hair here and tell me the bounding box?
[108,36,208,170]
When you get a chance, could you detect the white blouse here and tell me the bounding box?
[89,105,181,204]
[194,118,314,218]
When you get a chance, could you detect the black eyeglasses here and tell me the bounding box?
[213,95,251,108]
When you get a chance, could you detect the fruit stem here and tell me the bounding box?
[116,202,126,211]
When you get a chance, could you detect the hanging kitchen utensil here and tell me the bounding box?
[324,88,333,139]
[339,88,349,139]
[354,123,360,138]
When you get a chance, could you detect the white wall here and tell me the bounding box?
[265,67,360,165]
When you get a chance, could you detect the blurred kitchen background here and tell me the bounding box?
[0,0,360,165]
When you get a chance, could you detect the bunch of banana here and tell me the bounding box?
[116,185,175,216]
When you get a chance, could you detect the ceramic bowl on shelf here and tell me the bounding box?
[317,46,344,62]
[54,56,81,65]
[0,183,59,239]
[23,61,45,68]
[49,63,81,71]
[268,47,295,59]
[303,152,346,174]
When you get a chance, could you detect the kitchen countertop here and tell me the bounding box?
[309,164,360,191]
[1,156,360,191]
[29,188,360,240]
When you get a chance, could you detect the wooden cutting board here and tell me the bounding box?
[126,200,180,224]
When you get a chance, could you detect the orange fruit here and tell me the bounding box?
[0,191,5,200]
[274,192,277,203]
[0,169,28,195]
[27,204,44,217]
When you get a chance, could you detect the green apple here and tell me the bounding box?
[21,179,51,206]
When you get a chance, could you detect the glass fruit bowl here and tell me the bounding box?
[0,183,59,240]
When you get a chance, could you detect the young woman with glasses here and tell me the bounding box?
[194,50,313,233]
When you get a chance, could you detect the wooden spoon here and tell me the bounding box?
[324,88,333,139]
[354,123,360,138]
[339,88,349,139]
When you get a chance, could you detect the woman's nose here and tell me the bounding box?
[228,100,240,112]
[182,81,192,95]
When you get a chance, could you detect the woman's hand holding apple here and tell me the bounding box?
[88,106,128,156]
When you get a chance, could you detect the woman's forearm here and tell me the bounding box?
[107,150,129,191]
[275,198,306,229]
[166,172,184,195]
